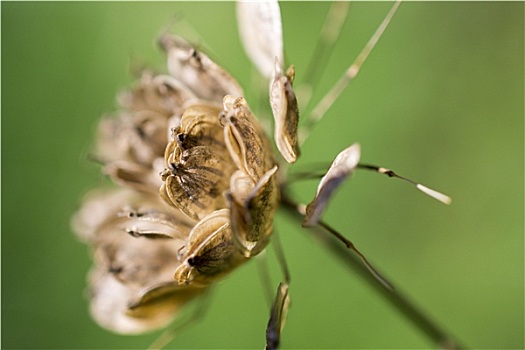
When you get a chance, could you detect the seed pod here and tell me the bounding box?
[73,189,202,334]
[221,95,275,182]
[174,209,246,287]
[160,35,244,101]
[228,166,279,257]
[118,72,196,118]
[160,104,236,220]
[104,160,162,195]
[97,111,167,167]
[174,103,227,150]
[270,61,300,163]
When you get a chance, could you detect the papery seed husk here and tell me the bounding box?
[160,35,243,101]
[303,143,361,227]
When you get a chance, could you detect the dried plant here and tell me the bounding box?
[72,1,457,349]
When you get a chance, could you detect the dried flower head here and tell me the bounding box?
[72,1,454,348]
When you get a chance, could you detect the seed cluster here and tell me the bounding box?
[72,35,281,334]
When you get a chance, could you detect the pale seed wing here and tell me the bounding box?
[270,61,300,163]
[160,35,243,101]
[236,0,283,79]
[303,143,361,227]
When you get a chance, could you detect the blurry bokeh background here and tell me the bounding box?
[2,2,523,349]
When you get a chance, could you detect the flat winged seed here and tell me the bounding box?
[303,143,361,227]
[270,61,300,163]
[236,0,283,79]
[174,209,246,286]
[159,35,243,101]
[229,166,279,257]
[221,95,275,182]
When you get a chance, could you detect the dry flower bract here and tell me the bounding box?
[73,5,282,336]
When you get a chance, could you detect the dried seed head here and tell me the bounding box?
[73,23,283,335]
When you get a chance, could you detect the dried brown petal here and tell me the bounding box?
[236,0,283,79]
[270,61,300,163]
[303,143,361,227]
[160,35,243,101]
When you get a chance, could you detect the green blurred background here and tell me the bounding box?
[2,2,523,349]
